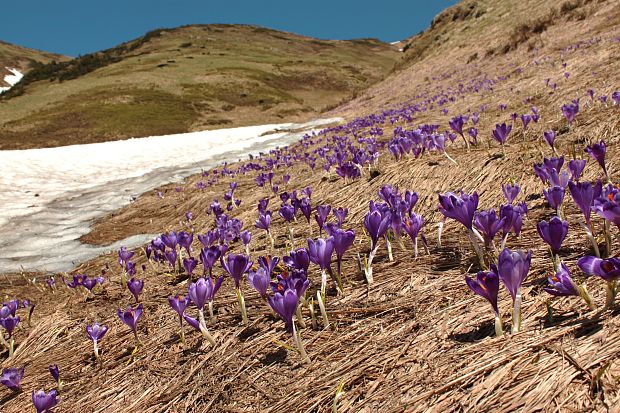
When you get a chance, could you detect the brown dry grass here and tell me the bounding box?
[2,1,620,412]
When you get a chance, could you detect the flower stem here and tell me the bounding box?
[444,151,458,165]
[386,235,393,262]
[511,290,522,334]
[8,337,14,358]
[208,301,215,322]
[604,281,617,309]
[604,221,612,257]
[198,309,216,346]
[317,290,330,330]
[467,229,486,270]
[437,222,444,248]
[296,306,306,329]
[578,284,597,311]
[494,313,504,337]
[309,298,317,330]
[292,320,310,364]
[236,288,248,325]
[580,221,600,257]
[93,341,100,359]
[364,247,377,285]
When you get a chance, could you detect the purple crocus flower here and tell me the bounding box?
[543,130,557,153]
[438,191,478,230]
[332,228,355,278]
[118,247,135,267]
[585,140,608,179]
[240,230,252,246]
[562,102,579,124]
[578,256,620,307]
[496,248,532,333]
[465,270,500,315]
[117,304,143,341]
[248,268,271,299]
[165,249,178,270]
[333,207,348,226]
[220,254,253,288]
[315,205,332,234]
[188,277,223,311]
[199,246,221,276]
[307,237,335,273]
[537,216,568,254]
[474,209,505,248]
[299,198,312,223]
[492,123,512,147]
[168,294,190,325]
[283,248,311,272]
[364,209,391,250]
[32,389,60,413]
[258,255,280,276]
[127,278,144,302]
[161,231,178,250]
[49,364,60,385]
[502,183,520,204]
[183,257,198,277]
[279,203,296,223]
[255,211,272,231]
[402,214,424,257]
[520,114,532,130]
[568,180,599,225]
[544,263,579,297]
[178,231,193,255]
[0,315,19,337]
[577,256,620,281]
[86,322,108,358]
[268,289,299,334]
[543,186,565,211]
[568,159,587,181]
[1,366,25,391]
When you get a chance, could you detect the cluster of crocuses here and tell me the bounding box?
[1,364,62,412]
[1,299,35,359]
[388,123,461,164]
[362,185,425,284]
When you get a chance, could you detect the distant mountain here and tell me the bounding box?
[0,25,399,149]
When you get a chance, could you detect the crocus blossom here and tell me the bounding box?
[117,304,143,343]
[496,248,532,333]
[32,389,60,413]
[578,256,620,307]
[1,366,24,391]
[465,270,502,336]
[86,322,108,358]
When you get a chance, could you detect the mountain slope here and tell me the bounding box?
[0,25,399,149]
[0,40,68,88]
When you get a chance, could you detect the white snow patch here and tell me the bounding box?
[0,67,24,93]
[0,118,341,274]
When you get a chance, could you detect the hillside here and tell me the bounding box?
[0,41,68,88]
[0,25,398,149]
[1,0,620,412]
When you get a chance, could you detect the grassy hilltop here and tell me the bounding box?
[0,25,398,149]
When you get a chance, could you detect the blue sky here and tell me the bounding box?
[1,0,459,56]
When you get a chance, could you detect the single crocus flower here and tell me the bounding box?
[183,257,198,278]
[537,216,568,256]
[496,248,532,333]
[220,254,252,325]
[474,209,505,250]
[117,304,143,343]
[315,205,332,234]
[363,208,391,284]
[32,389,60,413]
[402,213,424,257]
[585,140,608,181]
[199,246,221,276]
[1,315,19,357]
[543,130,557,154]
[439,191,484,266]
[258,255,279,277]
[86,322,108,358]
[240,230,252,255]
[126,278,144,303]
[255,211,274,249]
[49,364,62,391]
[283,248,311,272]
[578,256,620,308]
[543,186,566,213]
[248,268,271,299]
[568,159,587,181]
[185,277,221,345]
[308,237,336,294]
[502,183,520,204]
[544,262,595,310]
[1,366,25,391]
[492,123,512,153]
[333,207,348,227]
[268,288,310,363]
[332,228,355,285]
[562,102,579,124]
[168,294,189,343]
[465,270,502,336]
